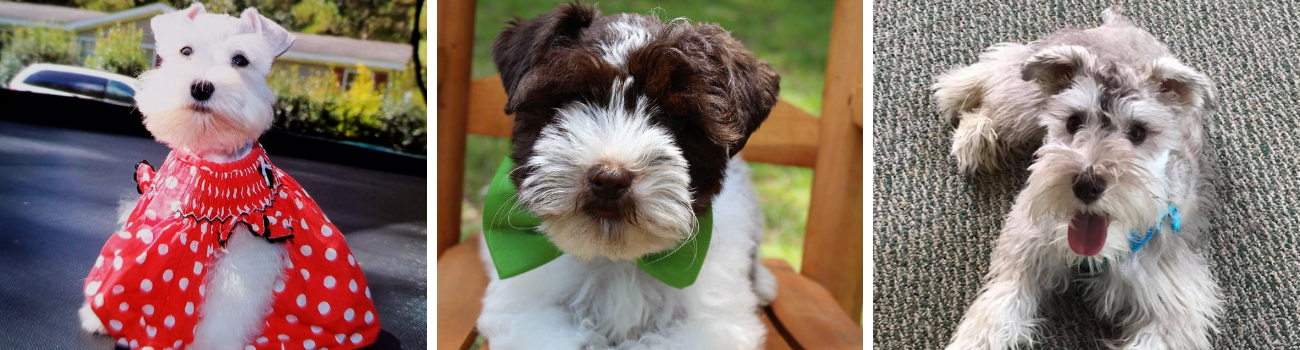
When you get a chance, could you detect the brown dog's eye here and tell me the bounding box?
[232,55,249,67]
[180,47,192,56]
[1066,112,1084,134]
[1127,124,1147,144]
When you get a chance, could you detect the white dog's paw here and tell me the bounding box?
[78,302,107,334]
[753,263,777,306]
[950,112,1000,175]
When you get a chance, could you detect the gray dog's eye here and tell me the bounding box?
[180,47,192,56]
[1066,113,1084,134]
[232,55,249,67]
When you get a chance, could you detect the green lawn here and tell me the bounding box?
[460,0,832,271]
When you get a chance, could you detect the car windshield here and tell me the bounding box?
[105,80,135,104]
[22,70,107,99]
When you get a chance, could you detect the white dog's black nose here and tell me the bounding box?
[587,165,632,201]
[190,81,215,101]
[1072,174,1106,204]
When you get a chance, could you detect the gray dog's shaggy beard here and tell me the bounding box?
[932,6,1222,350]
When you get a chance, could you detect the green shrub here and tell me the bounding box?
[268,63,427,155]
[0,26,80,86]
[84,24,150,78]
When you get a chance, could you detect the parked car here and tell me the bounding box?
[6,63,139,107]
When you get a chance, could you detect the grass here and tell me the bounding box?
[460,0,832,271]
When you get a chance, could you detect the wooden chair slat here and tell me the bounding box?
[435,0,478,257]
[437,235,489,350]
[763,259,862,349]
[851,87,864,129]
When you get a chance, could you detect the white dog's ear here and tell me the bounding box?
[1150,57,1217,111]
[1021,45,1095,95]
[151,3,205,40]
[241,8,295,57]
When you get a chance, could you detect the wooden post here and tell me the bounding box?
[437,0,476,257]
[802,0,863,322]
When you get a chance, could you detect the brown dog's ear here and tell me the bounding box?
[1021,45,1095,95]
[629,23,780,156]
[1150,57,1217,111]
[492,2,599,114]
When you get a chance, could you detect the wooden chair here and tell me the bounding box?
[436,0,863,348]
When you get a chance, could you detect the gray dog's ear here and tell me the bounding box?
[1150,57,1217,111]
[242,8,295,57]
[1021,45,1095,95]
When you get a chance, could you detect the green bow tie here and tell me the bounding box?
[481,158,712,289]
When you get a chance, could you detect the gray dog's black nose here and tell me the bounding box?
[190,81,215,101]
[1072,174,1107,204]
[587,165,632,200]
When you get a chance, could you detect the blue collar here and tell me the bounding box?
[1128,204,1181,254]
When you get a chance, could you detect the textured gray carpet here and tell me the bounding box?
[874,1,1300,349]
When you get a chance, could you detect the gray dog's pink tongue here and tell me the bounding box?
[1068,213,1108,256]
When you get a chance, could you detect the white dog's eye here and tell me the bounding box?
[232,55,249,67]
[180,47,192,56]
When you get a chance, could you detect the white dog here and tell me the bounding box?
[933,7,1220,350]
[475,2,781,349]
[79,4,380,349]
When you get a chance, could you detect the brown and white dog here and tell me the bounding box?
[476,2,781,349]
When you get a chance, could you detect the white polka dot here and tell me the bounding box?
[94,293,104,307]
[303,339,316,350]
[185,302,194,315]
[130,340,138,348]
[296,199,303,209]
[365,311,374,324]
[274,280,286,293]
[199,284,205,296]
[94,255,104,268]
[164,315,175,328]
[137,228,153,244]
[162,269,173,282]
[301,269,310,280]
[300,245,312,256]
[201,222,208,233]
[325,249,337,261]
[193,261,203,274]
[141,279,153,292]
[251,223,260,232]
[138,316,145,326]
[108,319,122,331]
[278,334,290,341]
[301,220,309,230]
[347,254,355,266]
[343,308,354,321]
[350,333,362,344]
[146,209,158,221]
[158,244,169,255]
[207,245,213,257]
[256,337,268,344]
[286,314,298,323]
[190,166,197,176]
[311,325,323,334]
[179,278,189,291]
[116,231,130,239]
[112,285,124,294]
[349,280,358,292]
[119,302,129,312]
[180,233,187,245]
[322,225,333,237]
[143,304,154,316]
[166,176,178,189]
[85,281,101,296]
[267,216,278,226]
[175,340,183,348]
[296,294,307,307]
[135,252,146,264]
[365,287,371,299]
[146,325,157,337]
[189,241,198,252]
[113,256,123,270]
[324,276,336,289]
[317,301,330,315]
[281,191,289,199]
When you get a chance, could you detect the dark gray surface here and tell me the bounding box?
[0,121,427,349]
[875,1,1300,349]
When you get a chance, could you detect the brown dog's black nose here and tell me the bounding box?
[1072,173,1107,204]
[190,81,215,101]
[587,165,632,200]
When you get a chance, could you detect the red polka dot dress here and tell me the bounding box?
[83,144,380,349]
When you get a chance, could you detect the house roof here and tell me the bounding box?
[0,2,106,27]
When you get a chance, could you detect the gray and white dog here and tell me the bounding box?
[933,7,1221,350]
